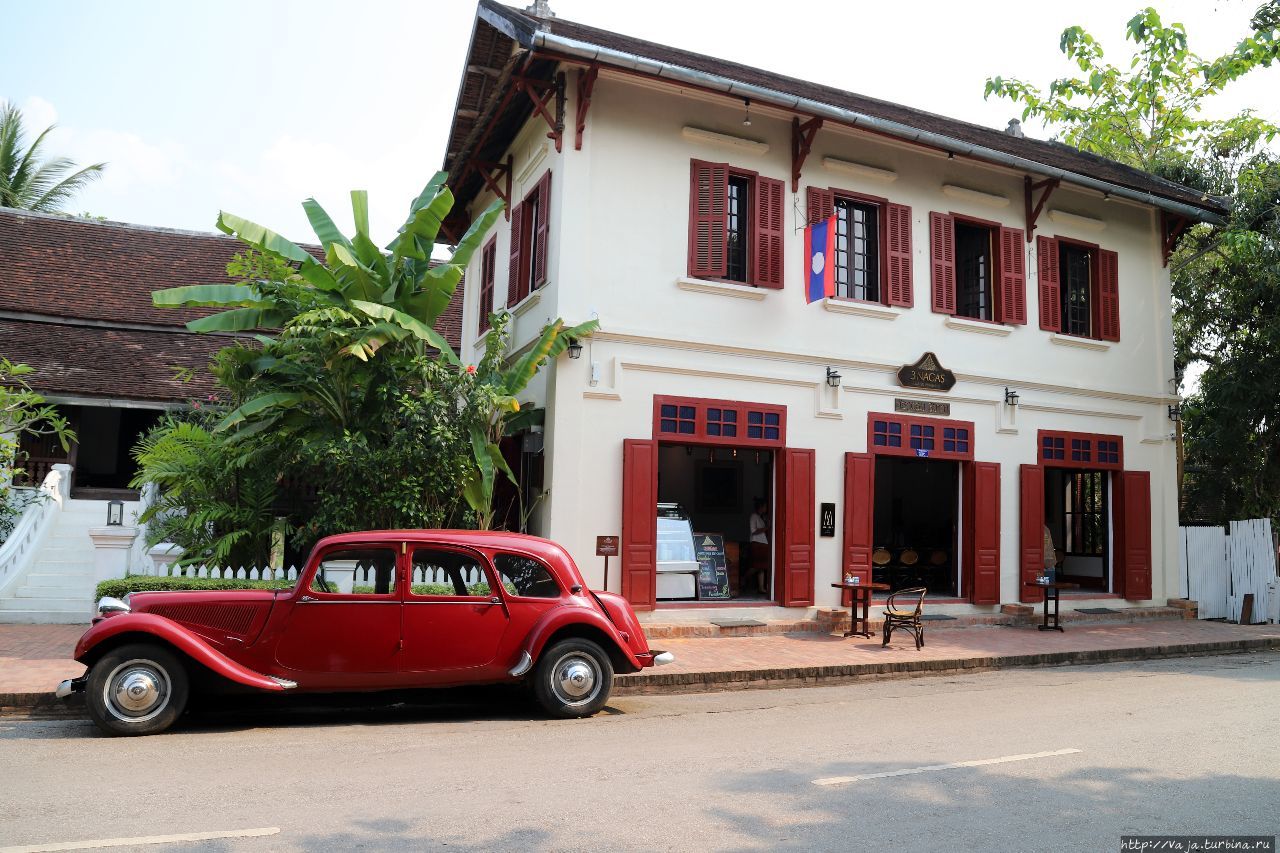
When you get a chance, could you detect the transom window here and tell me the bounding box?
[1060,243,1093,337]
[653,396,786,447]
[1039,431,1123,470]
[835,198,880,302]
[955,221,994,321]
[868,414,975,460]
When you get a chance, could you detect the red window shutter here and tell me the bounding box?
[1117,470,1152,600]
[506,202,524,307]
[1097,248,1120,341]
[1036,235,1061,332]
[620,439,658,611]
[885,203,913,307]
[753,175,785,288]
[998,226,1027,324]
[478,238,496,336]
[968,461,1001,604]
[688,160,729,278]
[929,212,956,314]
[532,170,552,289]
[1020,464,1046,603]
[779,448,815,607]
[805,186,834,224]
[842,452,875,608]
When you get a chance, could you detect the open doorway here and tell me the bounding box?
[656,444,774,602]
[872,457,960,596]
[1045,468,1109,591]
[15,405,161,498]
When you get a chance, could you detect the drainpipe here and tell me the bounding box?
[531,31,1227,226]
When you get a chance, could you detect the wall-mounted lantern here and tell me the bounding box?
[566,339,583,359]
[106,500,124,526]
[1168,403,1182,423]
[825,366,842,388]
[1004,387,1020,407]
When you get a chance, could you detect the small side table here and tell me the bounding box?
[831,582,891,638]
[1023,580,1081,631]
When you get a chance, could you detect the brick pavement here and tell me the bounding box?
[2,619,1278,710]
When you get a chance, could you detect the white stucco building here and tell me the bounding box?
[439,1,1225,619]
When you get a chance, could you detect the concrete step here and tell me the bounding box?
[13,585,93,600]
[20,573,92,588]
[26,560,93,574]
[0,609,92,625]
[0,596,91,613]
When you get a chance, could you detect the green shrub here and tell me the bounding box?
[95,575,296,599]
[351,583,492,596]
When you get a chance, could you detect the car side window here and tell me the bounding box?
[494,554,561,598]
[310,548,397,596]
[410,549,492,597]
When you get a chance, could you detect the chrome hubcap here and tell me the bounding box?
[552,655,600,705]
[104,660,170,722]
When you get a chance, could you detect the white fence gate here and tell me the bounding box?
[1178,519,1278,623]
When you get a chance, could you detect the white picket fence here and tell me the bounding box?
[1178,519,1279,623]
[142,562,486,586]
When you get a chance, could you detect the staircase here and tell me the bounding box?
[0,498,138,624]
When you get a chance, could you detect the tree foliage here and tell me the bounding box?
[0,101,105,212]
[0,359,76,541]
[987,5,1280,523]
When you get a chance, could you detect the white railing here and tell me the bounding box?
[133,562,487,587]
[0,464,71,596]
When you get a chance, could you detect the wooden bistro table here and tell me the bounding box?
[831,581,891,638]
[1023,580,1081,632]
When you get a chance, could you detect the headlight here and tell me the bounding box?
[97,596,131,615]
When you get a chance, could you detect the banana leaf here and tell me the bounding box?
[185,307,285,333]
[215,391,307,432]
[152,284,273,309]
[349,300,459,365]
[387,189,456,262]
[216,211,312,264]
[502,318,600,395]
[462,427,496,518]
[447,198,505,269]
[407,172,449,216]
[302,198,353,253]
[350,190,370,239]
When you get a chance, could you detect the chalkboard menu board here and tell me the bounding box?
[695,533,731,599]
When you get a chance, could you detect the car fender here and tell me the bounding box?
[75,613,293,692]
[522,606,644,671]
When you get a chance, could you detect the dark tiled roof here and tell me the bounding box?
[473,1,1226,219]
[0,319,224,403]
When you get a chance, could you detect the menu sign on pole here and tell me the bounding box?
[694,533,731,600]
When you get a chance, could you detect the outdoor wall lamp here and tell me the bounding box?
[826,366,842,388]
[1004,387,1020,407]
[1168,403,1182,423]
[566,339,583,359]
[106,500,124,526]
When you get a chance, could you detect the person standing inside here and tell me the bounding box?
[1042,522,1059,581]
[745,498,770,595]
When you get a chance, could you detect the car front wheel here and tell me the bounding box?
[532,638,614,718]
[85,643,189,736]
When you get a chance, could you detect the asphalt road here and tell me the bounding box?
[2,651,1279,853]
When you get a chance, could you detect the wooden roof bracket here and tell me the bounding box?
[575,64,599,150]
[513,72,566,153]
[473,154,514,220]
[791,116,823,193]
[1024,175,1060,242]
[1162,210,1190,267]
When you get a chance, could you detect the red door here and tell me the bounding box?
[1020,465,1046,603]
[778,448,815,607]
[621,439,658,610]
[1116,470,1153,600]
[967,461,1001,604]
[399,547,509,680]
[842,452,874,607]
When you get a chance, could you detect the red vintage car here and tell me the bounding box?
[58,530,671,736]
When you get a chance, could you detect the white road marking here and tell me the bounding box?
[812,748,1083,786]
[0,827,280,852]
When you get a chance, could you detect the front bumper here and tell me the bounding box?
[55,676,87,700]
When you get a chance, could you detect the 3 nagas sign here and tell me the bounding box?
[897,352,956,392]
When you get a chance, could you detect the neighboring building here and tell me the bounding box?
[0,207,465,621]
[441,1,1226,617]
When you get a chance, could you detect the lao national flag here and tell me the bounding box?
[805,216,836,304]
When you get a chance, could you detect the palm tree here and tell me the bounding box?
[0,101,105,212]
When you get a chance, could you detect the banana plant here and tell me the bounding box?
[462,314,600,530]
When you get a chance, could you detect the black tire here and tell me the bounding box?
[531,638,614,719]
[85,643,189,736]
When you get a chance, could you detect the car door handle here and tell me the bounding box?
[489,596,502,605]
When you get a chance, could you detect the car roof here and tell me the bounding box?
[311,530,574,565]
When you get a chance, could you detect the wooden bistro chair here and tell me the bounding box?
[882,586,928,650]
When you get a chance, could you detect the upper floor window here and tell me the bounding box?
[507,170,551,308]
[867,413,975,461]
[807,187,912,307]
[477,236,496,337]
[1038,430,1124,470]
[653,395,786,447]
[688,160,783,288]
[929,212,1025,324]
[1036,236,1120,341]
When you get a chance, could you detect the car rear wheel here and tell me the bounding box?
[85,643,189,736]
[532,638,614,719]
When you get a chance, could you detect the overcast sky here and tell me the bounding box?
[4,0,1277,243]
